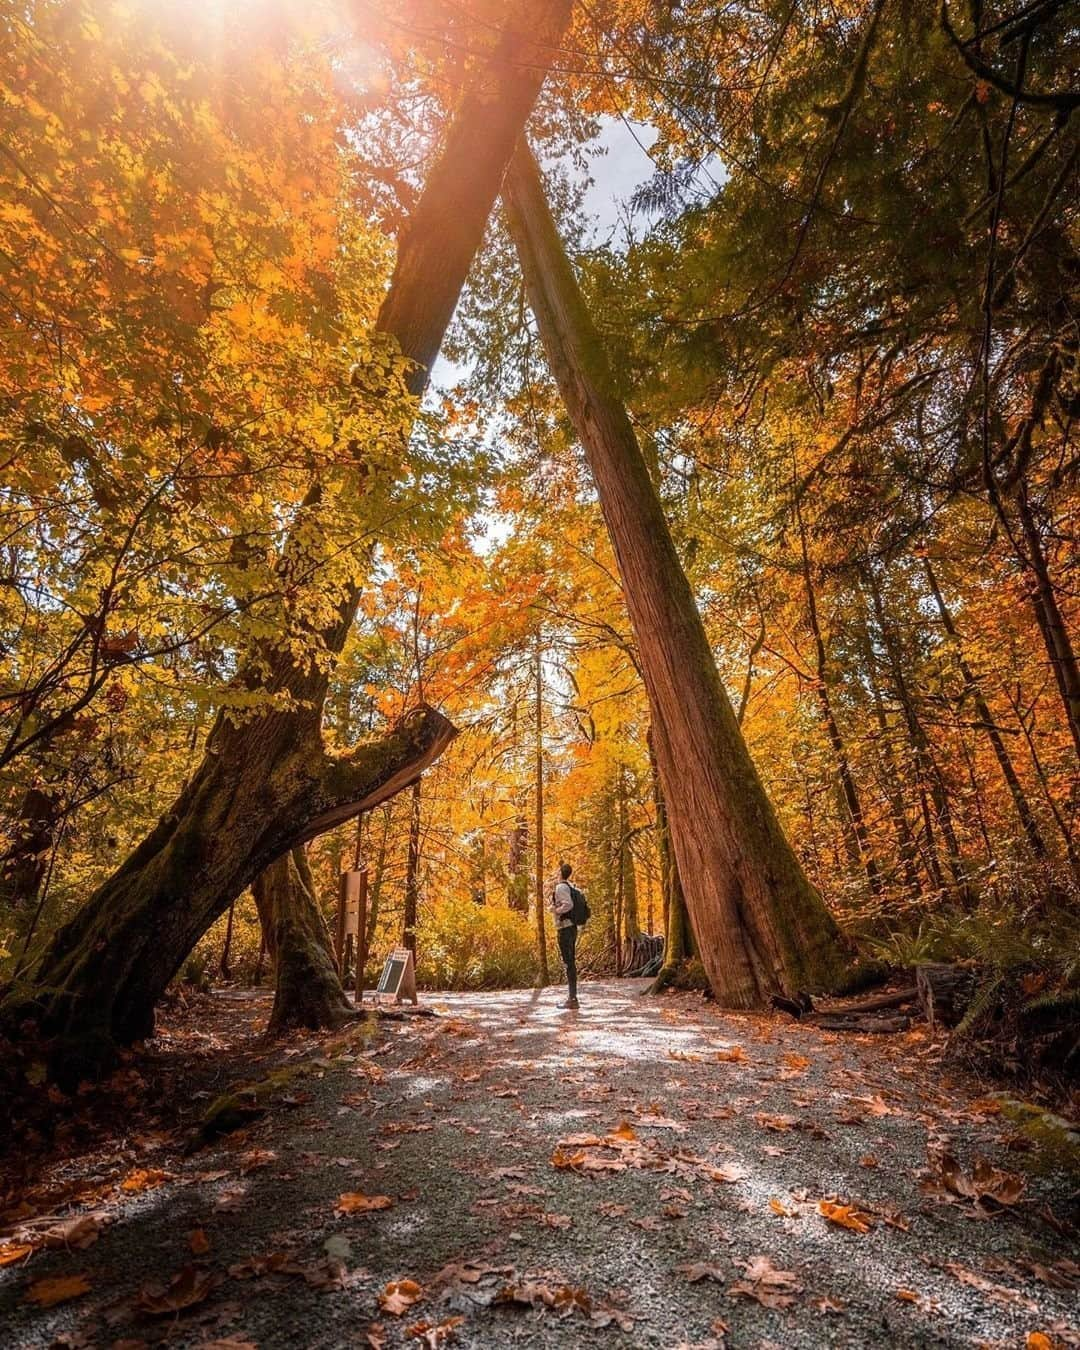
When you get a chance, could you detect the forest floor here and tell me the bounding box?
[1,980,1078,1349]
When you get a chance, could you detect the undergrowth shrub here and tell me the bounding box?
[413,897,545,990]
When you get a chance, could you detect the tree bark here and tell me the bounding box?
[1014,489,1080,762]
[252,846,354,1034]
[794,491,882,897]
[2,4,574,1076]
[924,559,1048,860]
[402,779,421,956]
[533,643,549,985]
[504,143,848,1008]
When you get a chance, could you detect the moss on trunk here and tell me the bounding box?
[252,847,355,1035]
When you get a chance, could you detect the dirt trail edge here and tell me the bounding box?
[2,981,1077,1348]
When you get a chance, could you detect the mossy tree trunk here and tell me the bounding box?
[252,847,354,1035]
[647,726,694,994]
[1,3,574,1079]
[504,142,849,1007]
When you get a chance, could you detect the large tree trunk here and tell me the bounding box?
[253,846,354,1034]
[503,143,849,1007]
[2,2,574,1077]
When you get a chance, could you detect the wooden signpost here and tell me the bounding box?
[336,868,369,998]
[375,946,417,1006]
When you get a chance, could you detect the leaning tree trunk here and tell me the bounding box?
[252,846,354,1035]
[2,1,574,1079]
[504,143,849,1007]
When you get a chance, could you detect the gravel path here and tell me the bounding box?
[2,980,1077,1348]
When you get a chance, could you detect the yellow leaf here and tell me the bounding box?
[25,1274,91,1307]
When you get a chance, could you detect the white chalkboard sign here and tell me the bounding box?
[375,947,417,1004]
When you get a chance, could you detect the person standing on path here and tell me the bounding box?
[551,861,580,1009]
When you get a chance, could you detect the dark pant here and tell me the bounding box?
[557,924,578,1000]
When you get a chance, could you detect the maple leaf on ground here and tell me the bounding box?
[406,1315,466,1346]
[922,1147,1026,1210]
[336,1192,393,1215]
[380,1278,425,1315]
[714,1046,748,1063]
[728,1255,803,1309]
[135,1264,220,1315]
[24,1274,91,1307]
[119,1167,172,1194]
[818,1201,874,1233]
[0,1242,32,1267]
[769,1197,795,1217]
[676,1261,726,1283]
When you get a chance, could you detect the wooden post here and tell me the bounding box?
[355,866,369,1001]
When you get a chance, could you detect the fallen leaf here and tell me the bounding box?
[136,1264,219,1315]
[0,1242,33,1267]
[714,1045,748,1063]
[380,1278,424,1316]
[728,1255,803,1309]
[336,1192,393,1215]
[238,1149,276,1174]
[677,1262,726,1283]
[818,1201,874,1233]
[188,1228,211,1256]
[25,1274,91,1307]
[406,1315,464,1346]
[43,1214,104,1251]
[895,1289,920,1303]
[120,1167,172,1194]
[769,1197,794,1217]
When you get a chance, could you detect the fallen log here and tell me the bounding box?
[813,1014,911,1034]
[772,986,916,1022]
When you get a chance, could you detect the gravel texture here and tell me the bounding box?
[2,979,1078,1348]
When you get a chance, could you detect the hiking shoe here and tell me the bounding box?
[559,998,580,1009]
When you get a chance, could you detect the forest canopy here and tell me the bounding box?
[0,0,1076,1068]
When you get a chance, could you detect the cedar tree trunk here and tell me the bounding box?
[252,846,354,1034]
[504,142,848,1007]
[2,1,574,1077]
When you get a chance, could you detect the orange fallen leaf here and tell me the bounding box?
[769,1197,794,1217]
[120,1167,172,1194]
[24,1274,91,1307]
[0,1242,32,1267]
[189,1228,211,1255]
[781,1052,810,1070]
[609,1120,637,1141]
[380,1278,424,1316]
[895,1289,920,1303]
[819,1200,873,1233]
[336,1192,394,1215]
[406,1314,464,1346]
[714,1045,748,1063]
[1026,1334,1055,1350]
